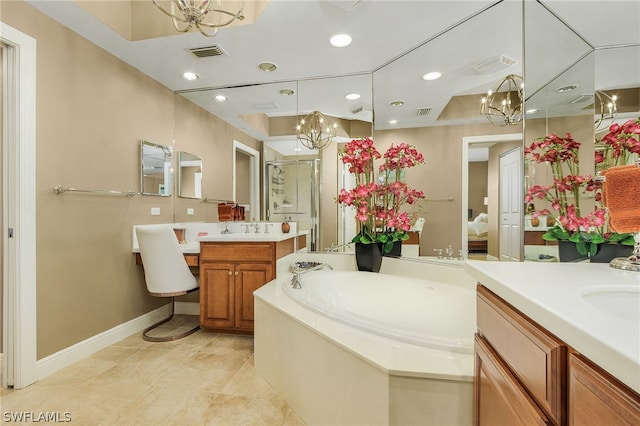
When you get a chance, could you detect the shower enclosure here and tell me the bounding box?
[264,159,320,251]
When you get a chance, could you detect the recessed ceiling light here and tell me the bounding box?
[345,93,361,100]
[557,84,578,93]
[526,108,540,114]
[258,62,277,72]
[293,147,302,152]
[280,89,295,96]
[330,33,352,47]
[422,71,442,81]
[388,119,398,125]
[390,100,405,107]
[215,94,229,102]
[182,71,199,81]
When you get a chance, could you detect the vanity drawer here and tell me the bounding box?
[477,285,566,424]
[200,242,273,262]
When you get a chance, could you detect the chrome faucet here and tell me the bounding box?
[446,245,454,260]
[252,223,260,233]
[291,263,333,289]
[264,223,273,234]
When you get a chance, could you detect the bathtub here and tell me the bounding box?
[282,270,475,354]
[254,253,475,426]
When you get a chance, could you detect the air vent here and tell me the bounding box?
[189,44,227,58]
[253,102,279,111]
[416,107,432,116]
[473,55,517,74]
[351,106,372,115]
[569,93,594,104]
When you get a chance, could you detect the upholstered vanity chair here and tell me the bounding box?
[135,225,200,342]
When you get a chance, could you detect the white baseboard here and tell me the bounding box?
[36,305,170,380]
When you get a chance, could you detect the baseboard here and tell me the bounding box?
[36,305,171,380]
[175,301,199,315]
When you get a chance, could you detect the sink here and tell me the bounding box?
[581,286,640,323]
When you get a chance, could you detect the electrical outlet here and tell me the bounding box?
[151,207,160,216]
[187,208,194,215]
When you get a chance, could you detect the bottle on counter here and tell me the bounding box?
[281,217,291,234]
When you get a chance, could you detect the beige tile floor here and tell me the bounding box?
[0,315,305,426]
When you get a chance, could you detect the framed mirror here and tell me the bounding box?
[178,151,203,199]
[140,140,173,196]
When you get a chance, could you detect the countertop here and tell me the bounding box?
[464,260,640,394]
[197,232,302,243]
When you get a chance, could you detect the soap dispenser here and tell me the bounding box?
[281,217,290,234]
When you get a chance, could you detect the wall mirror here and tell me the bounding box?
[178,151,203,199]
[140,140,173,196]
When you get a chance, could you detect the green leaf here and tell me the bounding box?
[576,241,588,256]
[590,234,605,244]
[589,242,598,257]
[399,232,410,241]
[383,241,394,253]
[620,235,636,246]
[568,234,581,244]
[378,234,389,243]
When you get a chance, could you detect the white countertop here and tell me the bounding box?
[197,232,301,243]
[464,260,640,394]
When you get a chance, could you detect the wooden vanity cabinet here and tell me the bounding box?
[475,284,640,426]
[199,240,293,333]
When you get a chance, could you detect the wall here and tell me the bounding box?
[0,45,3,353]
[0,1,258,359]
[468,162,488,218]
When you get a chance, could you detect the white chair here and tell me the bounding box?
[135,225,200,342]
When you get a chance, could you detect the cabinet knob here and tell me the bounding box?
[228,270,232,275]
[234,271,239,276]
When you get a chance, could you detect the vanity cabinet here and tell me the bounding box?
[474,285,640,426]
[199,240,293,333]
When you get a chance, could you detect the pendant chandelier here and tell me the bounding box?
[480,74,524,126]
[151,0,245,37]
[297,111,337,150]
[594,90,618,131]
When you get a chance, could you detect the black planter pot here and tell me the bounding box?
[558,240,589,262]
[590,243,634,263]
[380,241,402,258]
[355,242,383,272]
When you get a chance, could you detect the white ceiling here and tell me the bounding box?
[26,0,640,155]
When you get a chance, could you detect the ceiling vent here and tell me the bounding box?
[351,106,373,115]
[189,44,227,58]
[416,107,432,116]
[569,93,594,104]
[473,55,517,74]
[253,102,279,111]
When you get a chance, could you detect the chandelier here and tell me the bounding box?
[296,111,337,150]
[151,0,245,37]
[480,74,524,126]
[594,90,618,131]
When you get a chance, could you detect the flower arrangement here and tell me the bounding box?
[525,132,635,257]
[338,137,426,253]
[595,117,640,172]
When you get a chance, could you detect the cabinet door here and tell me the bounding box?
[474,335,550,426]
[200,262,234,329]
[569,353,640,426]
[234,262,273,330]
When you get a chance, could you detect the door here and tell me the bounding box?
[234,263,272,330]
[200,262,234,329]
[499,148,523,261]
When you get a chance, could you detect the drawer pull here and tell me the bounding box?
[228,270,232,275]
[235,271,239,276]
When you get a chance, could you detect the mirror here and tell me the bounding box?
[178,151,203,199]
[140,140,173,196]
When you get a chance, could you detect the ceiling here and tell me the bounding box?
[27,0,640,155]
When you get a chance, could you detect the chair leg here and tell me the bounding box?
[142,297,200,342]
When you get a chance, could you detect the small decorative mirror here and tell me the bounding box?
[140,140,173,196]
[178,151,203,199]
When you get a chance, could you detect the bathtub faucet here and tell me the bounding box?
[291,263,333,289]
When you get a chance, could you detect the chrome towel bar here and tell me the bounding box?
[53,185,138,197]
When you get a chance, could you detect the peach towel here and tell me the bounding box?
[602,165,640,233]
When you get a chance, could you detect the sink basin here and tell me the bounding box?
[581,286,640,323]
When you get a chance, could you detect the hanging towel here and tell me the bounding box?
[602,164,640,233]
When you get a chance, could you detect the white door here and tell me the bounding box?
[338,162,356,250]
[499,148,523,261]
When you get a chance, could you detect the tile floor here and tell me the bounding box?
[0,315,305,425]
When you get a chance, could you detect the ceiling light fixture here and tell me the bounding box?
[345,93,361,100]
[330,34,352,47]
[390,100,405,107]
[422,71,442,81]
[388,119,398,125]
[557,84,578,93]
[280,89,295,96]
[258,62,277,72]
[151,0,245,37]
[296,111,337,150]
[182,71,199,81]
[480,74,524,127]
[215,94,229,102]
[594,91,618,131]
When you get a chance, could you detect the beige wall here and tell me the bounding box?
[1,1,258,358]
[0,45,3,353]
[235,151,250,205]
[468,162,488,218]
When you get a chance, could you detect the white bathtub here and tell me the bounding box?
[254,253,475,426]
[283,270,475,354]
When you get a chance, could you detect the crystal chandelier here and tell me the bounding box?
[594,90,618,131]
[480,74,524,126]
[296,111,337,150]
[151,0,245,37]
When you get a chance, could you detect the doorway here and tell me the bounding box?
[1,23,37,389]
[462,133,522,260]
[232,141,260,221]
